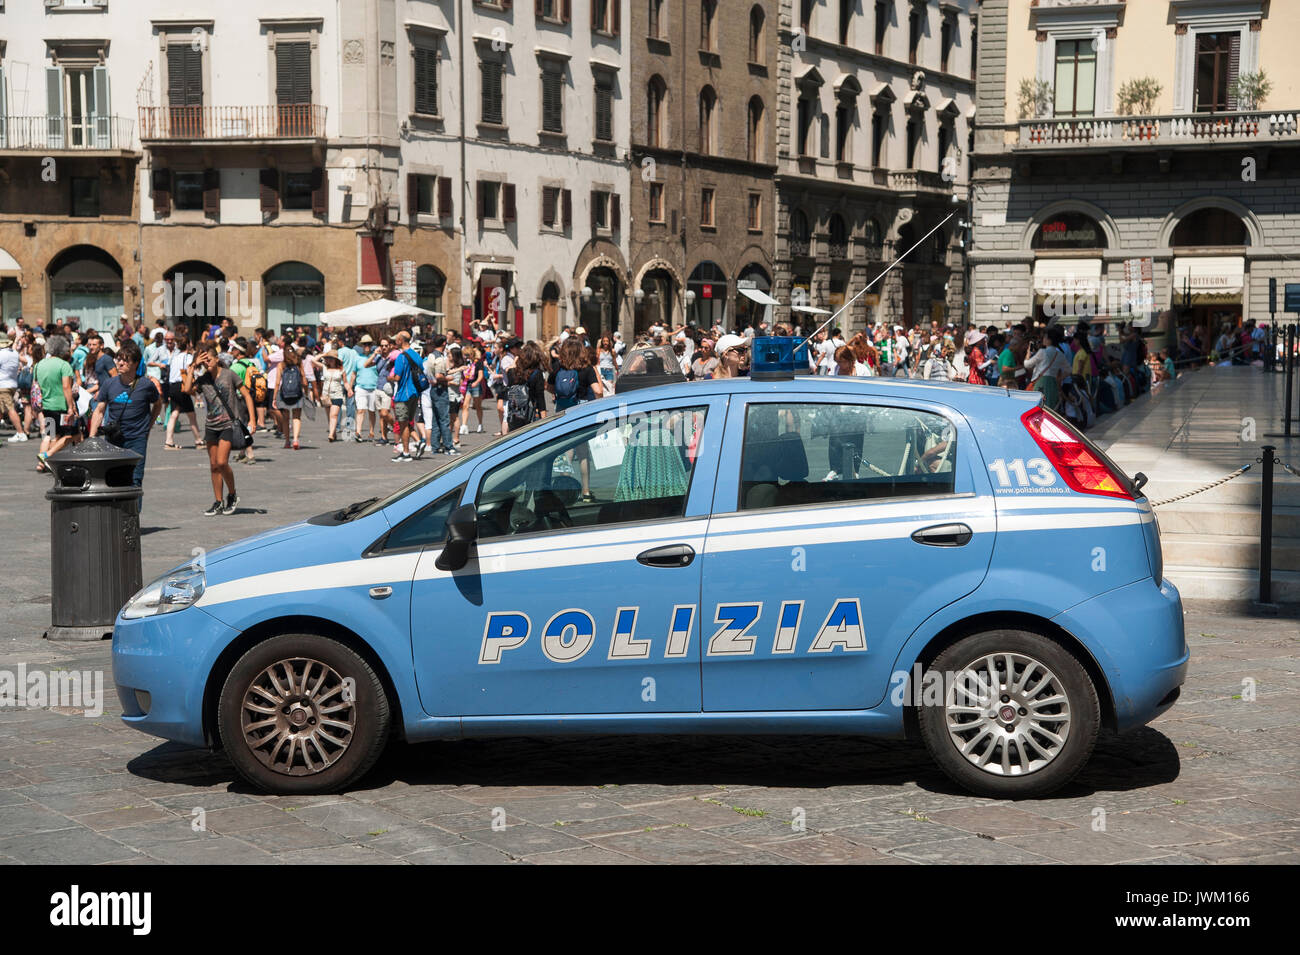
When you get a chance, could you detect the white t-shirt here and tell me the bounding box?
[168,350,193,383]
[0,348,19,389]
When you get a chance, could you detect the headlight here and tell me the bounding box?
[120,566,206,619]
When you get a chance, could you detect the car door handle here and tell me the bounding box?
[910,523,973,547]
[636,544,696,568]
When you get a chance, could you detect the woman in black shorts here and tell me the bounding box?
[164,334,203,449]
[185,341,250,515]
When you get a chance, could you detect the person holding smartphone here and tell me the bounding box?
[185,341,251,515]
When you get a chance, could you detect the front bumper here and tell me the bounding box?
[1053,577,1188,733]
[112,605,242,748]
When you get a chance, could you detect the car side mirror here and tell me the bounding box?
[435,504,478,571]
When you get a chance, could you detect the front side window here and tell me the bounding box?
[381,486,463,551]
[739,402,956,511]
[476,406,708,539]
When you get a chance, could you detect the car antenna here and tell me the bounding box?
[802,211,957,343]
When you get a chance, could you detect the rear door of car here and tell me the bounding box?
[699,390,996,712]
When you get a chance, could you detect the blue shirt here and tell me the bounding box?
[98,374,160,442]
[355,350,380,390]
[337,345,360,381]
[394,348,423,402]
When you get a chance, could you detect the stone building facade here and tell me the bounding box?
[773,0,976,332]
[627,0,778,335]
[971,0,1300,336]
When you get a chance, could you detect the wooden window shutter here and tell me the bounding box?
[612,0,620,35]
[541,187,555,226]
[1227,33,1241,110]
[408,174,420,218]
[561,0,570,23]
[202,168,220,218]
[611,193,620,231]
[260,168,279,215]
[276,41,312,105]
[477,181,486,220]
[561,188,572,229]
[438,176,453,218]
[503,183,517,222]
[413,46,438,115]
[152,168,171,217]
[311,167,327,215]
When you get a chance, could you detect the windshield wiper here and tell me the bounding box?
[334,497,379,522]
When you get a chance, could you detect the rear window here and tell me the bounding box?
[739,402,957,511]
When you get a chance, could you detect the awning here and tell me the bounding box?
[320,298,442,328]
[1172,256,1245,303]
[471,261,516,288]
[0,248,20,278]
[1033,258,1102,297]
[738,287,780,306]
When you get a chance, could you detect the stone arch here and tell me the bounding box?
[1157,196,1263,248]
[1021,199,1120,251]
[535,266,567,302]
[633,256,683,289]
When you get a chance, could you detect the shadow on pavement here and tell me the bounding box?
[123,727,1182,799]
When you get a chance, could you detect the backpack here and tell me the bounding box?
[505,372,536,427]
[402,349,429,393]
[280,364,303,403]
[17,365,33,392]
[553,368,580,408]
[245,364,268,404]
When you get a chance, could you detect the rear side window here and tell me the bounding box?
[739,402,957,511]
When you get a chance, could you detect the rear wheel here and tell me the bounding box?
[217,633,390,794]
[917,629,1099,798]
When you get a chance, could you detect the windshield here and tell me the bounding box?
[346,411,562,521]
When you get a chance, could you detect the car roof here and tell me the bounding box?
[607,374,1042,412]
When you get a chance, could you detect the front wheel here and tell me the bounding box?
[217,634,390,794]
[917,630,1100,799]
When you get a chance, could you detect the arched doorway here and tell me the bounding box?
[734,263,773,329]
[162,261,227,335]
[636,267,676,336]
[540,281,562,341]
[264,262,325,335]
[416,266,446,329]
[1030,211,1107,325]
[687,261,727,328]
[48,245,123,334]
[579,267,620,341]
[1170,206,1250,332]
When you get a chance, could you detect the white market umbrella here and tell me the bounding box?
[320,298,443,328]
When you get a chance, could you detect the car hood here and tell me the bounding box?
[193,521,318,571]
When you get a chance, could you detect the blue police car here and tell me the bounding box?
[112,339,1186,798]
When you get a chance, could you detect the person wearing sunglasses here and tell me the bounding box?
[89,339,163,497]
[713,334,750,379]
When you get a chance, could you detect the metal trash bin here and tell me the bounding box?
[44,436,143,642]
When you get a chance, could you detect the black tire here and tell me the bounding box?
[217,633,390,795]
[917,629,1100,799]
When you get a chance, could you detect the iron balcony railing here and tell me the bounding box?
[138,104,327,141]
[0,115,135,150]
[1019,110,1300,148]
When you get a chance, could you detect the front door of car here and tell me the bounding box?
[410,396,727,717]
[700,396,995,712]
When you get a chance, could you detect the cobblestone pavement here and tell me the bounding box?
[1,412,1298,864]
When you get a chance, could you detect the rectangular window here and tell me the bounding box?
[906,118,919,168]
[275,42,312,104]
[797,97,813,156]
[70,177,99,217]
[701,0,717,52]
[594,71,614,142]
[839,0,852,45]
[908,7,920,65]
[875,0,888,55]
[417,175,436,215]
[835,103,851,161]
[592,0,618,34]
[481,59,504,125]
[413,43,439,116]
[541,66,564,133]
[477,406,708,538]
[872,111,887,165]
[941,16,953,72]
[747,192,761,231]
[1195,32,1239,113]
[649,0,663,38]
[701,187,715,227]
[479,180,500,220]
[174,171,205,210]
[739,402,957,511]
[649,181,664,222]
[1053,38,1097,118]
[541,185,560,227]
[167,44,203,108]
[282,171,314,210]
[593,190,609,230]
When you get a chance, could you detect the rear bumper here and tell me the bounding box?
[1053,577,1188,733]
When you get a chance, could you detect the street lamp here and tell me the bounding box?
[581,285,593,301]
[685,289,696,305]
[633,288,645,304]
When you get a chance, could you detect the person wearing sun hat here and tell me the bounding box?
[714,334,749,379]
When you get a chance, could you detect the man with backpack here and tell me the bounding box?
[227,338,261,464]
[387,330,428,463]
[421,335,454,455]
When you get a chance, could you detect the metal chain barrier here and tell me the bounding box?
[1149,465,1252,508]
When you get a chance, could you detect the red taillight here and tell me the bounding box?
[1021,406,1133,499]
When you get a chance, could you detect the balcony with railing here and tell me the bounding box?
[138,104,327,142]
[888,169,951,193]
[1018,110,1300,149]
[0,115,135,153]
